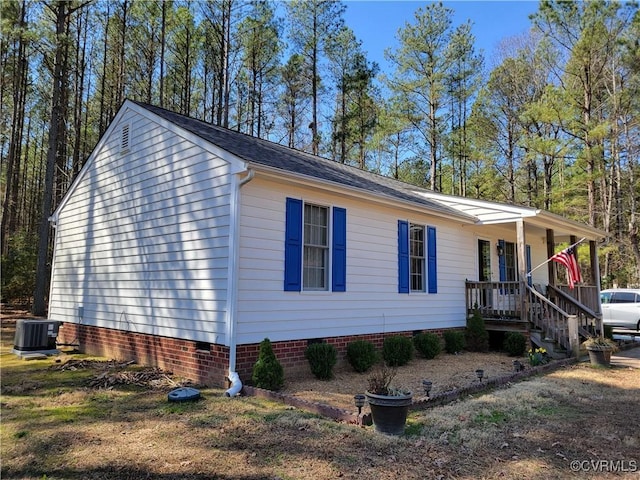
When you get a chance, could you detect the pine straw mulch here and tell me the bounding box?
[280,351,526,412]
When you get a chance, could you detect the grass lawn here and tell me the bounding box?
[2,318,639,479]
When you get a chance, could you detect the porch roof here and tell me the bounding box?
[410,190,607,242]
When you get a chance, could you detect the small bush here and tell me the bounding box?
[604,325,614,340]
[346,340,378,373]
[413,332,442,359]
[305,342,337,380]
[465,308,489,352]
[382,335,413,367]
[502,332,527,356]
[443,330,466,354]
[252,338,284,390]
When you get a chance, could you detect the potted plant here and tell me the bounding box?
[582,336,618,367]
[364,363,413,435]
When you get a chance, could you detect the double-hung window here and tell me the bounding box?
[398,220,437,294]
[284,198,346,292]
[303,204,329,290]
[409,224,425,292]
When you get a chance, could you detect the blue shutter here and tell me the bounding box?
[525,244,532,286]
[398,220,409,293]
[332,207,347,292]
[284,198,302,291]
[498,239,506,281]
[427,226,437,293]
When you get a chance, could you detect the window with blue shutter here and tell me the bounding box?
[399,221,437,294]
[427,226,437,293]
[285,199,346,292]
[284,198,303,291]
[332,207,347,292]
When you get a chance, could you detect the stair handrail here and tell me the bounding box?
[527,285,569,317]
[547,284,601,320]
[526,285,573,351]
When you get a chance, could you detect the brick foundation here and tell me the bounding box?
[58,323,452,387]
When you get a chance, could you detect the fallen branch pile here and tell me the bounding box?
[88,368,180,389]
[51,359,135,371]
[51,358,186,390]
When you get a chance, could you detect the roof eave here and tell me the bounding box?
[249,163,479,225]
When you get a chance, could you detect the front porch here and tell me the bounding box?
[466,281,602,357]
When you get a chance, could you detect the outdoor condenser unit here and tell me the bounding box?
[13,319,61,354]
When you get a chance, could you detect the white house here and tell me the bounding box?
[49,100,606,388]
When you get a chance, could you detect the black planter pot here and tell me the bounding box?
[365,390,413,435]
[587,346,613,367]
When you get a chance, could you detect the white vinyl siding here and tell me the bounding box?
[235,177,476,345]
[48,107,237,344]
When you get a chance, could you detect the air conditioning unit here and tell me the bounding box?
[13,319,61,355]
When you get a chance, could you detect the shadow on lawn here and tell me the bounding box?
[2,315,639,480]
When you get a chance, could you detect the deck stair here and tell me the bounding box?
[466,281,602,358]
[529,330,568,359]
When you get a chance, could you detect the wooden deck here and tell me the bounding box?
[465,281,602,354]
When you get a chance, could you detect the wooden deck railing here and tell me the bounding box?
[556,285,601,315]
[547,285,602,337]
[465,281,603,357]
[526,285,571,351]
[466,281,522,318]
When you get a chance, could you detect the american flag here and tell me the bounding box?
[551,246,583,289]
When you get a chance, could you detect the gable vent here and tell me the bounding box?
[120,123,130,153]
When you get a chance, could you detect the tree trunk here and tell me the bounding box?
[311,19,318,156]
[159,0,166,107]
[1,0,29,254]
[33,0,73,316]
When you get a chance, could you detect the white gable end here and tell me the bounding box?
[48,103,241,344]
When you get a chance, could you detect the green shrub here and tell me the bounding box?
[252,338,284,390]
[465,308,489,352]
[604,325,614,340]
[443,330,466,354]
[305,342,337,380]
[382,335,413,367]
[413,332,442,359]
[346,340,378,373]
[502,332,527,356]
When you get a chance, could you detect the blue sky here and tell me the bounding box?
[342,0,540,72]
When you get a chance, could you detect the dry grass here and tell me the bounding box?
[2,315,640,479]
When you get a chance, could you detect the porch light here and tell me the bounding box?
[475,369,484,382]
[354,394,366,415]
[496,243,504,256]
[422,380,433,397]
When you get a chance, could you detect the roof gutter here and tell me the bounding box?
[225,168,254,397]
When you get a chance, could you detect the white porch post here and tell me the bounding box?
[590,240,604,338]
[568,314,580,358]
[516,219,528,322]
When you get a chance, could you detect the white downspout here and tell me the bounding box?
[225,168,254,397]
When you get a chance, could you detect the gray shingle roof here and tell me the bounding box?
[134,101,477,222]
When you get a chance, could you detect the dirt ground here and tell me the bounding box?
[2,312,640,479]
